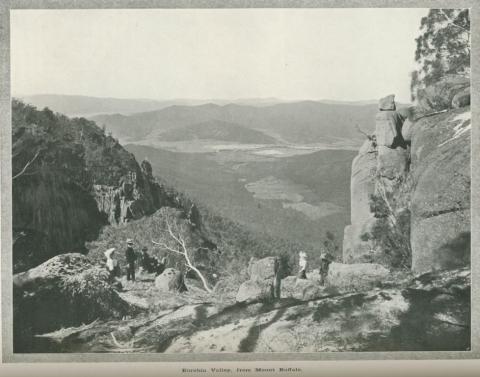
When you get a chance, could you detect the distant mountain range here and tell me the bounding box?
[18,94,301,117]
[91,101,378,144]
[19,94,391,145]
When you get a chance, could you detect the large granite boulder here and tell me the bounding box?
[375,111,407,148]
[452,87,470,109]
[155,268,187,293]
[236,257,280,303]
[281,274,326,301]
[327,262,390,291]
[378,94,396,111]
[409,109,470,273]
[236,279,275,304]
[247,256,278,281]
[13,253,135,352]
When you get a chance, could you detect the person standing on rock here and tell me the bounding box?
[319,252,333,286]
[298,251,308,279]
[125,239,137,281]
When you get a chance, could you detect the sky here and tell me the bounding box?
[11,8,428,103]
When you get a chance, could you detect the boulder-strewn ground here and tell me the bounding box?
[18,254,469,353]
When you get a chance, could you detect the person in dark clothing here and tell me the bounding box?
[125,239,137,281]
[154,256,167,276]
[140,247,152,273]
[319,252,334,286]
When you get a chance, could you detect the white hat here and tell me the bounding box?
[126,238,133,244]
[104,247,115,258]
[299,251,307,257]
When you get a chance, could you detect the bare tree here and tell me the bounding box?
[152,216,212,293]
[12,150,41,180]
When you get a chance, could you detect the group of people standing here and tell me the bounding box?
[104,238,167,282]
[297,250,333,285]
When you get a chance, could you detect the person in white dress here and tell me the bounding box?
[298,251,308,279]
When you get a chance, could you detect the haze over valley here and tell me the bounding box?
[21,94,367,248]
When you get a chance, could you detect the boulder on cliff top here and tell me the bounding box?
[378,94,396,111]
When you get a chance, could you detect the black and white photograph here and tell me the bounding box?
[1,2,476,366]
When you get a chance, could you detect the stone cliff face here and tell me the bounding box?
[343,90,470,273]
[12,100,174,272]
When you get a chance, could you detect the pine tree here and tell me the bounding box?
[411,9,470,100]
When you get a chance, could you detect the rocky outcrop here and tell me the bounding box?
[344,95,409,264]
[409,109,471,272]
[13,253,136,352]
[92,160,163,225]
[12,101,175,272]
[343,139,377,263]
[343,91,470,274]
[235,257,280,303]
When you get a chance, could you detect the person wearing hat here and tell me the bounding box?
[125,239,137,281]
[104,247,119,280]
[298,251,308,279]
[319,251,334,286]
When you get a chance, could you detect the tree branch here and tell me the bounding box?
[151,240,183,255]
[355,124,373,140]
[12,150,40,180]
[153,217,212,293]
[439,9,470,34]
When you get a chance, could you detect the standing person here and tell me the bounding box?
[298,251,308,279]
[319,252,334,286]
[125,239,137,281]
[140,246,152,274]
[104,247,118,281]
